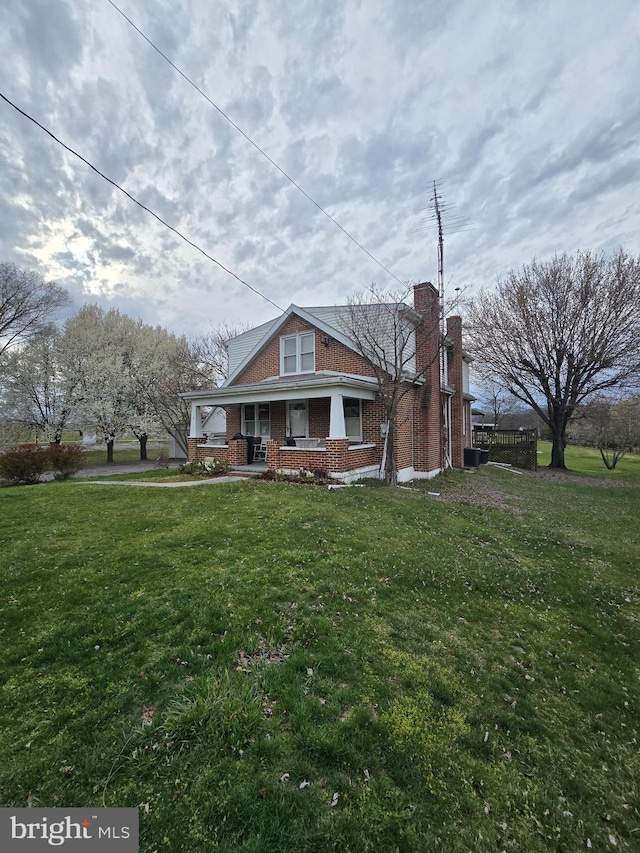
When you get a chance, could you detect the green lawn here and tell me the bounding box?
[537,440,640,480]
[81,446,169,467]
[0,457,638,851]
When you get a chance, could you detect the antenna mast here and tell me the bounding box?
[419,179,473,304]
[418,181,473,470]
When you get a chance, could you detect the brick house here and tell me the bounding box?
[182,282,474,482]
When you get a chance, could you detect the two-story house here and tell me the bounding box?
[181,282,473,482]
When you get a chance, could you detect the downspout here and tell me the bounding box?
[446,397,453,469]
[411,406,414,471]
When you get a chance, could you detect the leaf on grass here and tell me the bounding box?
[141,705,156,726]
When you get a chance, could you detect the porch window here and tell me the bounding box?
[244,403,270,437]
[288,400,308,437]
[343,397,362,440]
[280,332,315,375]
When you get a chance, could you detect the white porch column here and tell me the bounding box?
[328,392,346,438]
[189,403,203,438]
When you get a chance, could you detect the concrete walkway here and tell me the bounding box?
[74,461,181,478]
[77,475,250,488]
[72,461,258,487]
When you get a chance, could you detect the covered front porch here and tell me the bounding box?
[181,374,383,482]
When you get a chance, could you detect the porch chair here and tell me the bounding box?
[252,439,267,462]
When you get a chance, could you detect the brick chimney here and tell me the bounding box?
[412,282,440,377]
[412,282,443,472]
[446,315,464,468]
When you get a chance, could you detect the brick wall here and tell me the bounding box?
[446,316,464,468]
[187,437,228,464]
[266,438,377,475]
[411,283,444,474]
[309,397,330,438]
[186,438,247,465]
[226,406,241,437]
[395,391,414,471]
[234,314,377,385]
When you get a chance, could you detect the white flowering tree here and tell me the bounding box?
[61,306,137,463]
[1,329,77,443]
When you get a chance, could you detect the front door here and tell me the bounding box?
[287,400,308,437]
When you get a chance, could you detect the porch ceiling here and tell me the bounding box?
[181,372,379,406]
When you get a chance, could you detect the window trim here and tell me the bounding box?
[280,332,316,375]
[243,402,270,437]
[343,397,362,441]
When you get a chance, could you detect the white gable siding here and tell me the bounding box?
[306,305,416,376]
[227,317,278,376]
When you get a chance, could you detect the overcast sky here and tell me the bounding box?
[1,0,639,336]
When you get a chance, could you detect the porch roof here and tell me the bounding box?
[180,371,379,406]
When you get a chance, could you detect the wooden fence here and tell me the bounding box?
[472,428,538,471]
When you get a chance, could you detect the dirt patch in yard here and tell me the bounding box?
[527,466,631,488]
[432,469,524,514]
[425,463,631,514]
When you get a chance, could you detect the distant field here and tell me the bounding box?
[0,456,638,851]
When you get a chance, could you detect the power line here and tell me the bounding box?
[0,91,284,313]
[105,0,406,288]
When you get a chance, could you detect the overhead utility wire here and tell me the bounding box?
[0,91,283,313]
[106,0,405,288]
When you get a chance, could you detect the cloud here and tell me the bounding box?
[0,0,638,338]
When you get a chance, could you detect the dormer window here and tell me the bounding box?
[280,332,315,375]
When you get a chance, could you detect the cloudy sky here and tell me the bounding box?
[1,0,639,336]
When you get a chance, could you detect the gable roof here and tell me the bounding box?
[224,304,364,387]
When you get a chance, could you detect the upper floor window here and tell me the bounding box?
[280,332,315,375]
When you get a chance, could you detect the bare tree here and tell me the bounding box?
[192,321,250,382]
[467,250,640,469]
[573,396,640,469]
[342,284,444,484]
[0,263,70,359]
[475,380,519,428]
[134,332,212,458]
[149,322,248,456]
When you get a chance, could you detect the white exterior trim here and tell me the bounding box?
[280,331,316,376]
[182,375,378,409]
[396,465,441,483]
[328,464,381,483]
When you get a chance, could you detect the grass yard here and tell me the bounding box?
[0,454,638,851]
[81,447,168,467]
[536,440,640,480]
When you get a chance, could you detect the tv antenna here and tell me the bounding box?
[416,180,474,304]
